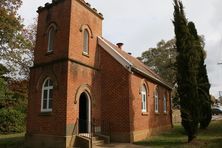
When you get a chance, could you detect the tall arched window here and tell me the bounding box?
[47,25,56,52]
[154,87,159,113]
[163,94,167,113]
[41,78,53,112]
[141,85,147,112]
[83,29,89,54]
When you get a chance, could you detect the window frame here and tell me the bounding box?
[163,95,167,113]
[41,78,53,112]
[154,87,159,113]
[141,84,147,113]
[83,29,89,55]
[47,25,56,53]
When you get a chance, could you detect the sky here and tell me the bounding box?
[19,0,222,98]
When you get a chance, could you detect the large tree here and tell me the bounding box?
[188,22,212,129]
[0,0,34,79]
[139,39,177,85]
[173,0,201,142]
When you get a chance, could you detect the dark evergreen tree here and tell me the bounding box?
[187,22,212,129]
[173,0,201,142]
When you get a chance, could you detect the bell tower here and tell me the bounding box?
[26,0,103,147]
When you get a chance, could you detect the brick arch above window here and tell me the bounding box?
[36,71,58,92]
[74,84,96,106]
[139,79,149,95]
[46,23,58,52]
[79,24,94,38]
[46,22,58,33]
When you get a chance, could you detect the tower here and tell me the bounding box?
[26,0,103,147]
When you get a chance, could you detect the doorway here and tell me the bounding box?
[79,92,91,133]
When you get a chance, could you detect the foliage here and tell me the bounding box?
[139,39,177,85]
[173,0,201,142]
[188,22,212,129]
[0,64,27,133]
[0,0,35,79]
[0,109,25,134]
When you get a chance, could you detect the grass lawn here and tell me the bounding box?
[0,133,25,148]
[134,120,222,148]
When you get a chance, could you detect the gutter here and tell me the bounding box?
[131,66,173,90]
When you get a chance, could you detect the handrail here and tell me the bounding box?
[73,118,110,147]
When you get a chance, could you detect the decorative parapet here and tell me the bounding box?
[37,0,104,19]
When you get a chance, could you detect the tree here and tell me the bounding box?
[173,0,200,142]
[188,22,212,129]
[0,0,34,79]
[138,39,181,108]
[0,0,34,133]
[139,39,177,85]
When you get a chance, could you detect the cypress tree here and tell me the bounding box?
[187,22,212,129]
[173,0,200,142]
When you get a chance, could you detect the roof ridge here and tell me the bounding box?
[98,37,172,89]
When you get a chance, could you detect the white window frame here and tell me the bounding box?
[154,88,159,113]
[141,85,147,112]
[47,26,56,52]
[83,29,89,55]
[41,78,53,112]
[163,95,167,113]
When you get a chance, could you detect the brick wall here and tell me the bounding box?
[66,61,101,135]
[34,0,71,65]
[100,46,131,142]
[68,0,102,67]
[129,73,172,141]
[27,61,68,136]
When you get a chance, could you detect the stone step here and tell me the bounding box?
[92,136,99,141]
[92,139,104,146]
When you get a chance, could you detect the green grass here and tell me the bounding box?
[134,120,222,148]
[0,133,25,148]
[0,121,222,148]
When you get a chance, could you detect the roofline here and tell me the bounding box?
[98,36,133,69]
[98,36,173,90]
[37,0,104,20]
[131,67,173,90]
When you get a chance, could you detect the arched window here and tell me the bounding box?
[141,84,147,112]
[154,87,159,113]
[41,78,53,112]
[47,25,56,52]
[83,29,89,54]
[163,94,167,113]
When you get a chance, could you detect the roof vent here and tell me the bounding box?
[116,43,124,49]
[128,52,132,55]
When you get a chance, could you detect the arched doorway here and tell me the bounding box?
[79,92,91,133]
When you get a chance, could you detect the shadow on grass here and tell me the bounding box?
[0,133,25,148]
[134,120,222,148]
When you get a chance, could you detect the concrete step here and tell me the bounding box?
[92,136,99,141]
[92,139,104,146]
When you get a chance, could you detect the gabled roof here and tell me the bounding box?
[98,37,172,90]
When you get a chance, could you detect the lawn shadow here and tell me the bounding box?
[0,133,25,148]
[134,121,222,148]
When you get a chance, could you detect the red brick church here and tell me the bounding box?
[26,0,173,147]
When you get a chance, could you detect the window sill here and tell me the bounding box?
[155,112,160,115]
[141,112,148,116]
[82,52,89,57]
[45,51,54,56]
[39,111,52,116]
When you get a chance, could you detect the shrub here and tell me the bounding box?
[0,108,25,134]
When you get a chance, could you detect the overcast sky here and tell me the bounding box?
[19,0,222,97]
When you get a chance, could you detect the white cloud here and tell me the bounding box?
[19,0,222,97]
